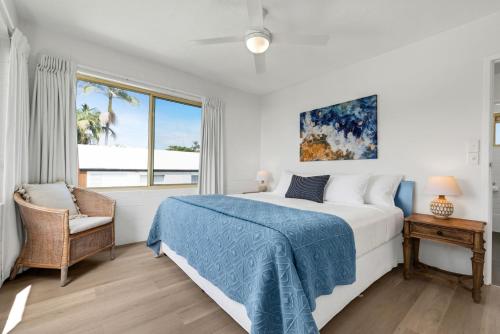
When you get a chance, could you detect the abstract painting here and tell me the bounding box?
[300,95,378,161]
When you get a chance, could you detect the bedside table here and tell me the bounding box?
[403,213,486,303]
[242,191,261,194]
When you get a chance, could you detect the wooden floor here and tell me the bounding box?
[1,243,499,334]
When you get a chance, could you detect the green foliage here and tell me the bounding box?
[81,81,140,145]
[82,82,140,106]
[76,104,102,144]
[166,141,201,152]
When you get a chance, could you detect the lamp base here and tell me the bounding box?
[430,195,454,219]
[257,184,267,192]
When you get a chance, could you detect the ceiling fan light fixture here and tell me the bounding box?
[245,30,271,54]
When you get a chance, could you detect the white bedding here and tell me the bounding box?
[231,192,404,257]
[159,193,404,332]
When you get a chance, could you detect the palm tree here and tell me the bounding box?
[82,82,139,145]
[76,104,102,144]
[191,141,200,152]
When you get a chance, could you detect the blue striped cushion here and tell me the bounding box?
[285,175,330,203]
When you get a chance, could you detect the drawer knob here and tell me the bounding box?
[437,230,443,236]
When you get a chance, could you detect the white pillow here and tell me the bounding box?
[324,174,370,205]
[272,171,294,196]
[364,175,403,207]
[23,182,79,216]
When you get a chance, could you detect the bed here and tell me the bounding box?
[148,181,414,333]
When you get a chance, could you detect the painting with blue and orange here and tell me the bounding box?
[300,95,378,161]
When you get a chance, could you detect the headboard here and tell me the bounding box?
[394,181,415,217]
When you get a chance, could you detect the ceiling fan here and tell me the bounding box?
[192,0,330,74]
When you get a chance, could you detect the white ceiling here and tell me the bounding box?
[14,0,500,95]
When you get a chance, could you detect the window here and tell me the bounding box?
[76,75,202,188]
[494,113,500,146]
[153,97,202,185]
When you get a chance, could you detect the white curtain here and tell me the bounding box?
[29,54,77,185]
[198,96,225,195]
[0,29,30,284]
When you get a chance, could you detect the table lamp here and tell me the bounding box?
[256,170,270,192]
[425,176,462,219]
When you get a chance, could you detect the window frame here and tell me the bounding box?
[76,74,202,190]
[495,112,500,147]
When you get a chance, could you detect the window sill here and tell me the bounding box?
[86,184,198,192]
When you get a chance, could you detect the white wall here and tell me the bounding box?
[0,0,17,30]
[260,13,500,277]
[20,23,262,245]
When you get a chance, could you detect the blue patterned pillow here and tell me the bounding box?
[285,174,330,203]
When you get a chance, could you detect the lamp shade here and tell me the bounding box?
[256,170,270,182]
[245,30,271,54]
[246,35,269,54]
[425,176,462,196]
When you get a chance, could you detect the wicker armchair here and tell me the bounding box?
[10,188,116,286]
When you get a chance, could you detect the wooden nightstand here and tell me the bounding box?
[242,191,261,194]
[403,213,486,303]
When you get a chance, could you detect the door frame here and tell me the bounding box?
[481,55,500,285]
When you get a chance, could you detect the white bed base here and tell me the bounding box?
[160,235,403,332]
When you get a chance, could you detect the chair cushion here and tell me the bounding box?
[69,216,113,234]
[23,182,79,217]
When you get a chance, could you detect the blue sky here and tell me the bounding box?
[154,98,201,149]
[76,80,201,149]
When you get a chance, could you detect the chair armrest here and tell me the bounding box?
[14,193,69,240]
[13,193,70,266]
[73,188,115,217]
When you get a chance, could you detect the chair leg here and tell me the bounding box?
[9,259,22,280]
[110,245,115,260]
[60,266,69,287]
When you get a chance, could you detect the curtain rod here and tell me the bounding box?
[77,64,203,102]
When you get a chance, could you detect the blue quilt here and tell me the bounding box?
[147,195,355,334]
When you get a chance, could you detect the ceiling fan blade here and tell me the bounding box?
[246,0,264,28]
[253,53,266,74]
[272,33,330,46]
[192,36,242,45]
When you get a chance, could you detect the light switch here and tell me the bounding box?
[467,152,479,165]
[467,140,480,153]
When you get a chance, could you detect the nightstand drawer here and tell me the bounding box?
[411,223,473,245]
